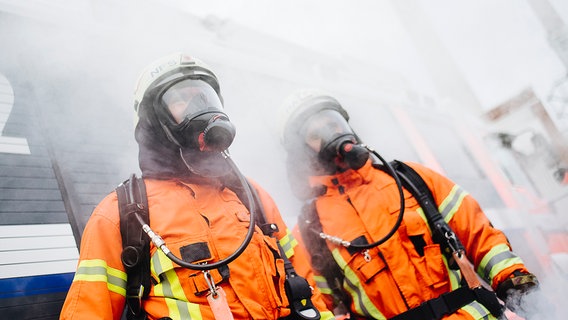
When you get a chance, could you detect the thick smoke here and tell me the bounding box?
[2,1,567,318]
[504,276,568,319]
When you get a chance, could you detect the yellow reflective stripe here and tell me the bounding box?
[320,310,336,320]
[415,206,427,222]
[151,250,202,320]
[332,249,386,320]
[415,207,432,234]
[440,255,461,290]
[313,275,332,295]
[477,244,524,282]
[318,287,333,295]
[461,300,497,319]
[313,275,327,285]
[278,228,298,259]
[439,185,468,222]
[73,259,127,296]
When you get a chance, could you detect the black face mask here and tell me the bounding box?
[319,134,369,171]
[301,109,369,172]
[169,111,236,178]
[155,79,237,177]
[171,111,236,152]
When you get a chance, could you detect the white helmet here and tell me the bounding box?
[279,89,349,151]
[133,52,222,122]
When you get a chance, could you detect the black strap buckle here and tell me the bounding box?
[125,284,145,318]
[390,287,474,320]
[259,223,279,236]
[424,295,450,320]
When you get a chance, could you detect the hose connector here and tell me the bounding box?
[142,224,171,255]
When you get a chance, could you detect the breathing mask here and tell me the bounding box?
[156,79,236,177]
[301,109,368,171]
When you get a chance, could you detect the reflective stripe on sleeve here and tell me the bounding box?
[477,244,524,282]
[313,275,332,295]
[73,259,127,296]
[439,185,468,222]
[331,249,386,320]
[278,228,298,259]
[151,250,202,320]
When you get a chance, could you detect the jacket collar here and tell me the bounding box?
[308,159,374,194]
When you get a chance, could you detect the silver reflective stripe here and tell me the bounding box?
[73,259,127,296]
[480,248,523,281]
[439,185,467,221]
[313,275,332,295]
[343,272,375,319]
[278,229,298,259]
[150,250,202,319]
[331,249,386,319]
[462,300,495,320]
[76,266,127,290]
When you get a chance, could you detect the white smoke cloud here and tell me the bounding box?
[505,275,568,319]
[2,1,568,318]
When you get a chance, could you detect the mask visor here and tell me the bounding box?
[161,79,224,124]
[301,109,354,153]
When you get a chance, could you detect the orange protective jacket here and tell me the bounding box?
[60,178,334,320]
[304,160,529,320]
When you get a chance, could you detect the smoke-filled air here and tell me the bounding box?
[1,0,567,319]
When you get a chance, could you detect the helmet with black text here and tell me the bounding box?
[133,53,236,178]
[280,90,369,198]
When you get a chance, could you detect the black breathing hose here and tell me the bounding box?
[136,150,257,271]
[320,145,406,250]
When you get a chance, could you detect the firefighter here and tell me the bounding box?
[279,90,540,320]
[60,53,334,320]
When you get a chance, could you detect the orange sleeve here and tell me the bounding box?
[60,193,126,320]
[407,162,528,286]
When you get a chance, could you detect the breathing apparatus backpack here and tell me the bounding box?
[298,160,504,320]
[116,174,320,320]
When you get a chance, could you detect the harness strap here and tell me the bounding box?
[390,287,475,320]
[234,178,320,320]
[388,161,465,260]
[117,174,151,320]
[387,161,504,318]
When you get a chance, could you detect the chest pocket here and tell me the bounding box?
[149,231,225,294]
[263,236,289,309]
[149,247,231,302]
[178,241,230,296]
[402,201,430,257]
[346,246,387,283]
[403,206,448,290]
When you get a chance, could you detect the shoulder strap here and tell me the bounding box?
[389,160,465,256]
[116,174,151,320]
[388,161,505,317]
